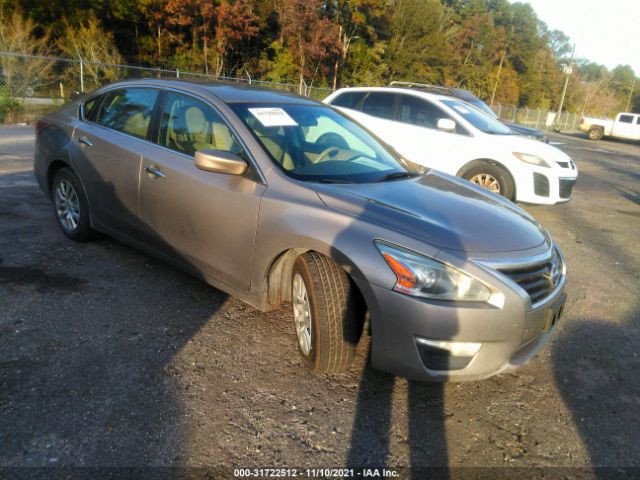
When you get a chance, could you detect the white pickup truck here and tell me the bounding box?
[578,112,640,141]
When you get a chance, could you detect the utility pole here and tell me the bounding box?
[490,48,507,107]
[79,59,84,93]
[626,77,636,112]
[555,43,576,131]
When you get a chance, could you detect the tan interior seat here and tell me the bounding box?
[184,106,215,152]
[261,136,294,170]
[212,121,240,153]
[251,121,294,170]
[169,105,216,155]
[123,112,149,138]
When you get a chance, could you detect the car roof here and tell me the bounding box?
[334,86,456,102]
[95,78,320,106]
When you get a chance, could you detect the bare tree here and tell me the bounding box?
[0,10,55,97]
[58,16,123,90]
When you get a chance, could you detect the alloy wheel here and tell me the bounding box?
[292,273,312,355]
[54,179,80,232]
[469,173,501,194]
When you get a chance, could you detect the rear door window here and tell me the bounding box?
[619,114,634,123]
[361,92,397,120]
[96,88,159,140]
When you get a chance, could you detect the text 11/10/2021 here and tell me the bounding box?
[233,468,400,478]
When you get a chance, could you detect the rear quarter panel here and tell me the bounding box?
[34,104,80,196]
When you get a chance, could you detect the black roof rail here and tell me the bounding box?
[389,81,456,96]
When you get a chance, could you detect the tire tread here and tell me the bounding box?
[296,251,359,374]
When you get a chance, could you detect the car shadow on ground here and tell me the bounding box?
[346,355,449,478]
[0,167,229,469]
[552,311,640,476]
[337,173,495,477]
[548,194,640,477]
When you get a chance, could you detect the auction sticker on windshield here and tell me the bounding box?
[248,108,298,127]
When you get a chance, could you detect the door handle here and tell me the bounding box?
[76,136,93,147]
[144,164,166,179]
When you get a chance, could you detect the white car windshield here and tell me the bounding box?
[441,99,513,135]
[467,98,499,118]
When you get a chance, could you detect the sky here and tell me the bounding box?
[514,0,640,75]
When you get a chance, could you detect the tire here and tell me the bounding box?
[51,168,96,242]
[588,127,603,141]
[462,163,515,200]
[291,252,362,375]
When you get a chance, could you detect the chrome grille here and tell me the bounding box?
[497,249,563,304]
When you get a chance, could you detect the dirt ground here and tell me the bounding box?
[1,126,639,478]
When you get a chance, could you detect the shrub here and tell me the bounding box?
[0,88,24,123]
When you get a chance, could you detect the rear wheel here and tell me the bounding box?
[462,163,515,200]
[588,127,603,140]
[51,168,95,242]
[291,252,362,375]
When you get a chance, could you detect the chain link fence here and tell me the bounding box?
[1,51,582,132]
[0,52,332,124]
[491,103,581,133]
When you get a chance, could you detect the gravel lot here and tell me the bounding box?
[1,126,639,477]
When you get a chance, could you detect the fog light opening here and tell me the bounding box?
[415,337,482,371]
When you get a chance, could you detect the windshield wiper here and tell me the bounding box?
[375,171,420,182]
[318,178,352,184]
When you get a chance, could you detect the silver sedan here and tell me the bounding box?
[34,79,567,381]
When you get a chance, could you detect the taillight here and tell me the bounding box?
[35,120,50,135]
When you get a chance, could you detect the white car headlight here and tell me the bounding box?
[375,241,492,302]
[513,152,551,168]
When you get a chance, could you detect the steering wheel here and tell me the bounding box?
[314,146,342,163]
[316,132,349,150]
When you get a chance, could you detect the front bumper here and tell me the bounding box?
[357,250,567,382]
[516,167,578,205]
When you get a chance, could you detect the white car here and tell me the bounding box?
[324,87,578,204]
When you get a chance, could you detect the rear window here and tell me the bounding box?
[330,91,365,109]
[81,95,101,121]
[96,88,159,139]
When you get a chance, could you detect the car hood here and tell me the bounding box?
[314,170,549,253]
[505,122,545,139]
[495,134,571,163]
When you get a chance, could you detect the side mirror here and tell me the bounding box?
[437,118,456,132]
[195,150,248,175]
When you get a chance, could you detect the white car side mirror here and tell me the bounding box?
[437,118,456,132]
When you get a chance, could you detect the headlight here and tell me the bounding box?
[375,241,492,302]
[513,152,551,168]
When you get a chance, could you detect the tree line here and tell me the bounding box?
[1,0,638,115]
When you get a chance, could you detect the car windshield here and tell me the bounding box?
[231,102,419,183]
[467,98,498,118]
[441,99,512,135]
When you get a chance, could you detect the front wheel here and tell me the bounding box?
[291,252,362,375]
[462,163,515,201]
[51,168,96,242]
